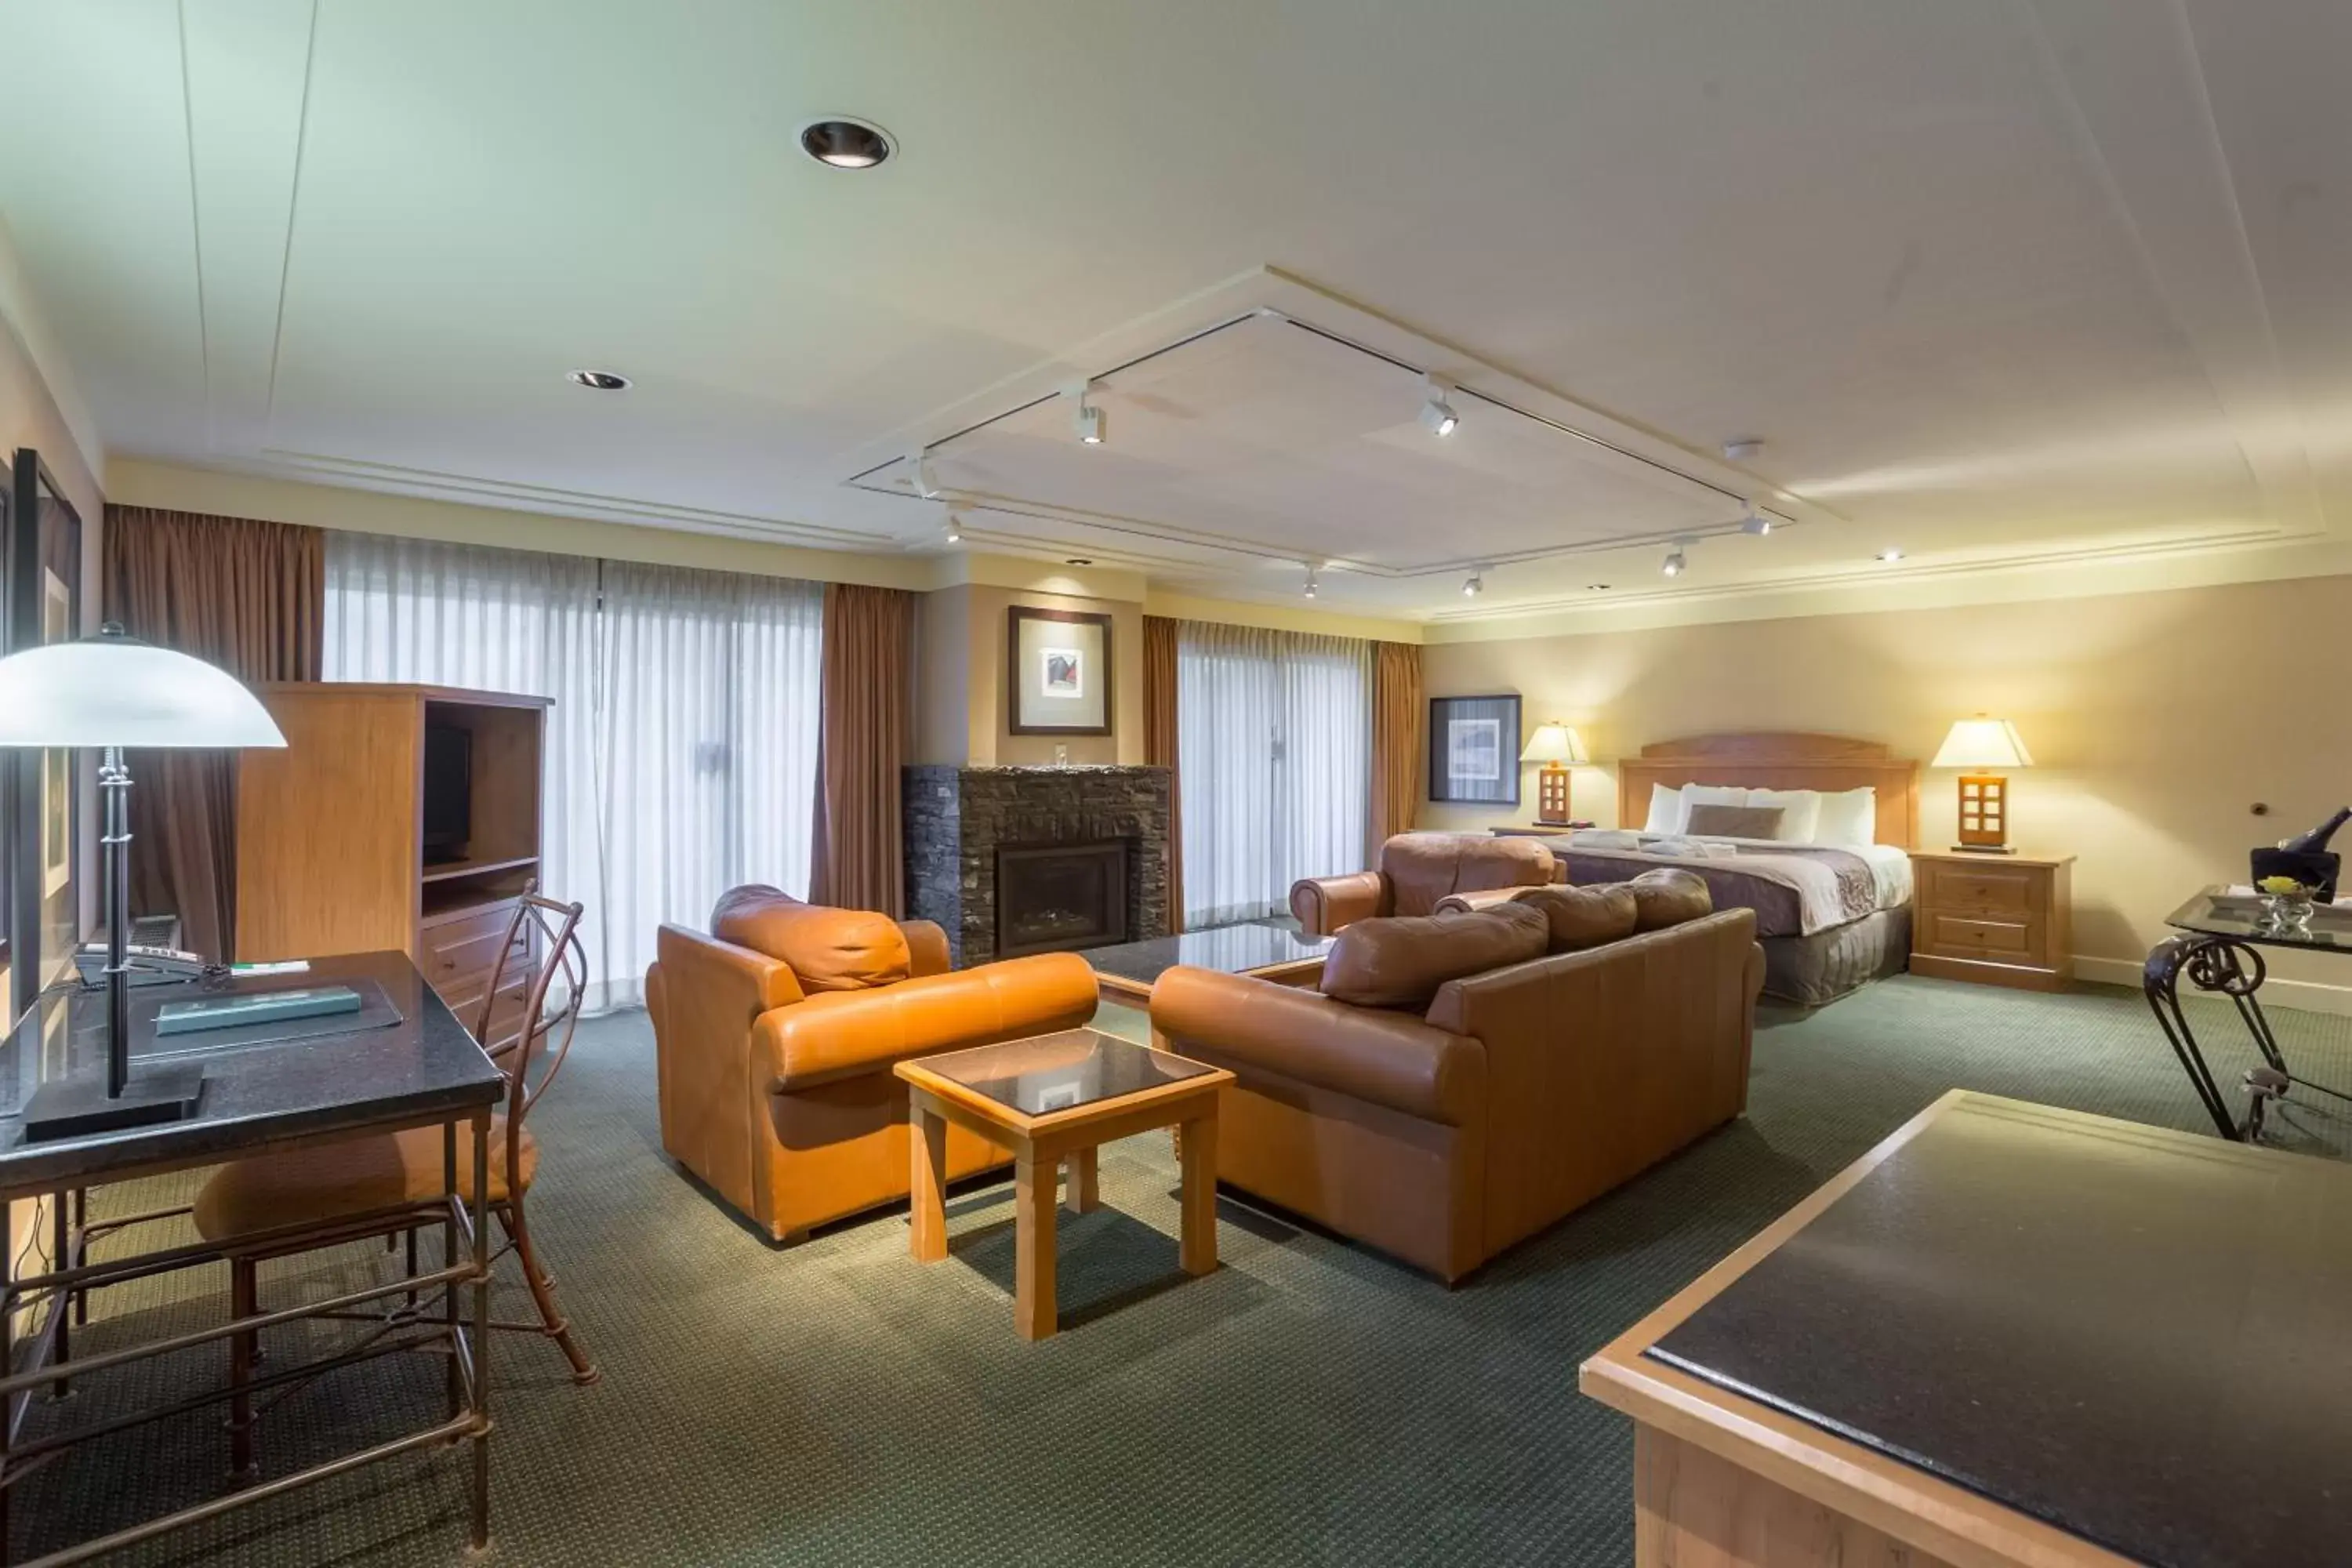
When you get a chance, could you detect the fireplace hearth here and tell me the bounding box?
[996,840,1130,957]
[903,765,1172,967]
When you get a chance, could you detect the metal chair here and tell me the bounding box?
[194,888,598,1479]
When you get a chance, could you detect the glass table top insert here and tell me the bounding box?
[909,1029,1215,1120]
[2165,885,2352,953]
[1086,924,1334,989]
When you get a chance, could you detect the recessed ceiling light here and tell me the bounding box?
[568,369,629,390]
[799,117,895,170]
[1722,437,1766,463]
[1587,583,1611,592]
[1065,557,1094,567]
[1876,546,1906,563]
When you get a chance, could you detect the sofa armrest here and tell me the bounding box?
[898,918,953,978]
[1290,871,1390,937]
[1430,887,1523,916]
[759,951,1099,1091]
[1150,967,1483,1126]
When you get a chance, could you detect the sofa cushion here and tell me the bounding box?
[710,884,912,992]
[1377,832,1556,916]
[1320,903,1549,1010]
[1626,868,1714,931]
[1508,883,1640,951]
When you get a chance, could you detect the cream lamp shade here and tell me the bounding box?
[1519,724,1590,765]
[0,627,285,750]
[1931,717,2033,771]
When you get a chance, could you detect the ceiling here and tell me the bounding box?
[0,0,2346,622]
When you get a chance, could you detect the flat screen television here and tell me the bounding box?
[422,723,472,863]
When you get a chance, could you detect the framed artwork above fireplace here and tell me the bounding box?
[1007,606,1112,736]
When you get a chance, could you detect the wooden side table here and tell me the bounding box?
[895,1029,1232,1341]
[1907,850,2074,991]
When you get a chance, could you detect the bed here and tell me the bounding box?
[1557,732,1919,1006]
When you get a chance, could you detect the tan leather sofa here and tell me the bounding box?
[647,885,1098,1243]
[1154,876,1762,1282]
[1290,832,1558,937]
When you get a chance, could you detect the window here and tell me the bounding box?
[1177,622,1372,927]
[323,534,823,1011]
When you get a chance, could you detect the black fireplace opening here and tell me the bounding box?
[996,840,1131,958]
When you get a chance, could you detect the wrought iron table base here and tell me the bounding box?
[2144,934,2352,1142]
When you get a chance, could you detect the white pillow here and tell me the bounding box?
[1811,786,1878,845]
[1744,787,1821,843]
[1642,782,1685,834]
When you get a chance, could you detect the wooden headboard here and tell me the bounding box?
[1615,732,1919,848]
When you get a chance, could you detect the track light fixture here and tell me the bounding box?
[1421,375,1460,437]
[942,510,964,546]
[1072,383,1106,445]
[1303,564,1319,599]
[1461,569,1485,598]
[909,449,941,499]
[1739,504,1773,536]
[1876,546,1906,563]
[1661,539,1693,578]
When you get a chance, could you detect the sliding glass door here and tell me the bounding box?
[1177,623,1372,927]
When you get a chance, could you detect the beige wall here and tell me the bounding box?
[916,583,1145,766]
[1421,573,2352,1001]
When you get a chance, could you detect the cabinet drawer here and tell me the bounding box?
[436,960,534,1050]
[420,904,528,987]
[1926,913,2039,959]
[1923,862,2044,916]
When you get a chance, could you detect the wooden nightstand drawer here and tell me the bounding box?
[1926,913,2039,959]
[1923,862,2045,918]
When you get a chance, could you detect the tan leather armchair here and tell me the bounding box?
[1290,832,1558,936]
[1155,893,1762,1282]
[647,886,1098,1243]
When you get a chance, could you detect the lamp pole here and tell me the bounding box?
[100,743,132,1098]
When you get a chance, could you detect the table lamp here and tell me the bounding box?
[0,623,285,1138]
[1519,722,1589,826]
[1932,716,2033,855]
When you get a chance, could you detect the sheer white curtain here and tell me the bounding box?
[1177,622,1372,927]
[323,534,823,1013]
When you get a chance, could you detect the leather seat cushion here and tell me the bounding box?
[1320,903,1550,1009]
[193,1117,536,1243]
[1510,883,1640,951]
[711,884,911,992]
[1377,833,1555,917]
[1627,867,1714,931]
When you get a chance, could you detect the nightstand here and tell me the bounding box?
[1907,851,2074,992]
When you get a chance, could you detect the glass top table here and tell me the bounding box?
[1086,924,1334,1004]
[2164,884,2352,953]
[899,1028,1215,1120]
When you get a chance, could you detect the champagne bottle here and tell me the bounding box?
[2276,806,2352,854]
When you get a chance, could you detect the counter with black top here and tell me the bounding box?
[1581,1091,2352,1568]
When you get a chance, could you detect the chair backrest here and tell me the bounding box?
[476,885,588,1154]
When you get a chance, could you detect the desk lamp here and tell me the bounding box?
[1519,723,1589,826]
[1932,716,2033,854]
[0,623,285,1138]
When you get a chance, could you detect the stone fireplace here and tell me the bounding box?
[903,765,1171,967]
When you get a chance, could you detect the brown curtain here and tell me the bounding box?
[1143,615,1184,933]
[103,506,324,963]
[1370,641,1425,858]
[810,582,916,916]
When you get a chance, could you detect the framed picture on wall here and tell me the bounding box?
[1428,693,1522,805]
[10,449,82,1020]
[1007,607,1112,736]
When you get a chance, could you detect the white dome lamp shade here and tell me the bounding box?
[0,624,285,1139]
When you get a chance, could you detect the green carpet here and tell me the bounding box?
[15,975,2350,1566]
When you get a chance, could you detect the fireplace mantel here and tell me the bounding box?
[902,765,1172,967]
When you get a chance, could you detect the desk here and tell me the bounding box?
[0,951,504,1566]
[1581,1091,2352,1567]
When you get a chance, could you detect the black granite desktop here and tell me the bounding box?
[0,950,503,1197]
[1647,1097,2352,1567]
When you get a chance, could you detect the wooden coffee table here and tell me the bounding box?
[895,1029,1234,1341]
